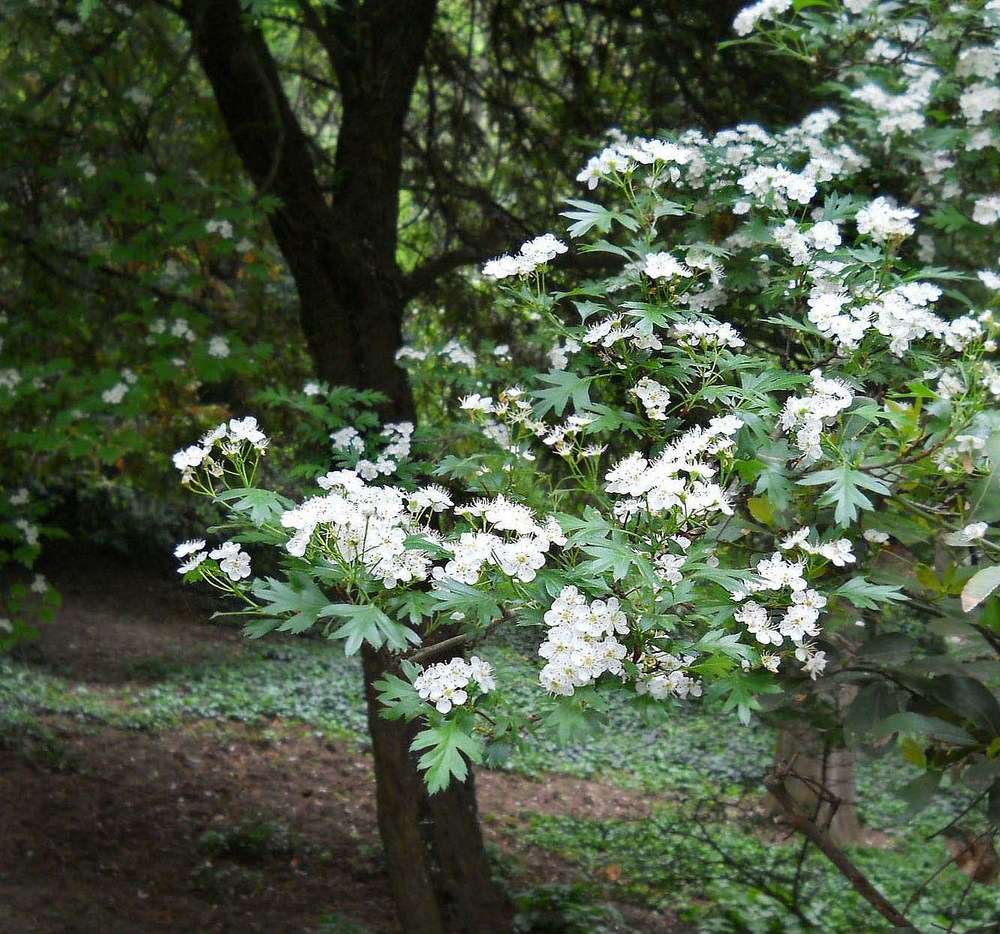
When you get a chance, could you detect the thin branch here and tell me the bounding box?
[765,767,915,929]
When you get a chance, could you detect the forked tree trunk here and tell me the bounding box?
[179,2,511,928]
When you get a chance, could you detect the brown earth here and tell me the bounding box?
[0,549,689,933]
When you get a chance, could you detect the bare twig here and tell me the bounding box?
[766,767,915,929]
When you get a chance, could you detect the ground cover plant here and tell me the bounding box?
[3,563,998,929]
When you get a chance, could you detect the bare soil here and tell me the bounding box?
[0,548,688,933]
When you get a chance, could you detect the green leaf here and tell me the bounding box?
[962,565,1000,613]
[429,579,502,628]
[216,487,293,526]
[928,675,1000,735]
[411,721,484,794]
[873,712,976,747]
[797,466,891,526]
[988,778,1000,825]
[561,199,640,238]
[924,205,970,234]
[375,666,428,722]
[543,690,608,743]
[834,577,906,610]
[844,682,900,750]
[898,771,943,819]
[688,629,754,662]
[718,673,782,726]
[857,633,917,665]
[531,370,595,417]
[250,573,331,634]
[325,603,421,655]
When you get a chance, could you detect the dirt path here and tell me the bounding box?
[0,547,686,933]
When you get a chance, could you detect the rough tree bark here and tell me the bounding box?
[176,1,510,929]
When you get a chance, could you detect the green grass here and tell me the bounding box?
[2,635,999,930]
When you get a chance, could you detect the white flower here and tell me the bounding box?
[210,542,251,581]
[30,574,48,595]
[973,195,1000,226]
[733,0,792,36]
[460,394,494,413]
[414,657,494,714]
[856,197,918,242]
[174,539,206,559]
[943,522,989,546]
[630,376,672,420]
[817,539,855,567]
[173,445,209,471]
[643,252,692,280]
[102,382,129,405]
[205,218,234,239]
[208,336,230,358]
[519,233,568,266]
[178,552,207,574]
[808,221,841,252]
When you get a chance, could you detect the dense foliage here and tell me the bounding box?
[4,0,1000,926]
[172,0,1000,838]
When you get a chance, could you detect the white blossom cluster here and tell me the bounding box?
[672,317,745,350]
[630,376,671,420]
[852,68,939,137]
[943,521,990,546]
[279,470,432,589]
[772,219,841,266]
[207,335,230,358]
[574,109,864,207]
[604,416,742,524]
[440,339,477,367]
[583,314,663,352]
[643,251,692,280]
[779,370,854,463]
[482,233,568,280]
[577,134,701,190]
[548,337,582,370]
[733,550,829,677]
[413,656,496,714]
[935,433,991,475]
[855,197,918,243]
[807,273,983,357]
[732,0,792,36]
[174,537,251,582]
[172,416,269,481]
[15,518,39,547]
[461,387,604,461]
[779,528,856,567]
[538,586,629,696]
[101,367,138,405]
[737,163,817,211]
[354,421,415,480]
[436,495,565,584]
[205,218,234,239]
[974,195,1000,226]
[635,649,703,700]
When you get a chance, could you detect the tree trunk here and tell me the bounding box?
[362,647,511,933]
[178,2,511,928]
[770,681,861,847]
[772,721,861,846]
